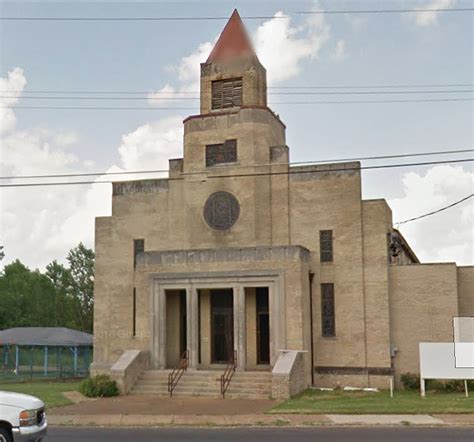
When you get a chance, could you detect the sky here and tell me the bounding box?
[0,0,473,270]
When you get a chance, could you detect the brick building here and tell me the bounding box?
[91,10,473,398]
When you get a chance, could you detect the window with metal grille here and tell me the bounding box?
[321,283,335,337]
[320,230,333,262]
[211,78,243,110]
[206,139,237,167]
[133,239,144,268]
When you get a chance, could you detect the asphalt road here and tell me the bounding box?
[47,427,474,441]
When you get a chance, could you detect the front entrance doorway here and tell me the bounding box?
[210,289,234,363]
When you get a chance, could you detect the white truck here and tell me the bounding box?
[0,391,47,441]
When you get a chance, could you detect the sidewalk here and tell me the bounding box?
[48,395,474,428]
[48,413,474,427]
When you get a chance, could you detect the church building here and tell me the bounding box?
[92,10,473,399]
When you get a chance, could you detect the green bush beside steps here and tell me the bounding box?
[79,374,119,398]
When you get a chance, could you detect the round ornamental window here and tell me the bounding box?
[203,191,240,230]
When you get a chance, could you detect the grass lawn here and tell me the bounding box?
[271,389,474,414]
[0,380,81,408]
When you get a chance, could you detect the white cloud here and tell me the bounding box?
[407,0,456,27]
[118,116,183,170]
[149,0,331,101]
[0,126,94,269]
[389,165,473,265]
[331,40,347,62]
[0,71,112,269]
[0,67,27,134]
[255,6,330,84]
[148,42,213,107]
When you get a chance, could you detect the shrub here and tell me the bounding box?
[79,374,119,398]
[444,380,465,393]
[400,372,420,390]
[426,379,444,392]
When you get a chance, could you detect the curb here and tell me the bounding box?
[47,413,474,428]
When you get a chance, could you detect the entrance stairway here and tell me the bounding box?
[130,370,272,399]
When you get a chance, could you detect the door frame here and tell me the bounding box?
[150,270,285,369]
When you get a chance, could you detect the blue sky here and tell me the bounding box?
[0,0,473,268]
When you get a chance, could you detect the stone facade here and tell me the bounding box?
[91,10,473,397]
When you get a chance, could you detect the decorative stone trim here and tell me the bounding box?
[183,106,286,130]
[138,245,310,267]
[113,179,169,196]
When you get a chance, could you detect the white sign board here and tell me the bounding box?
[419,342,474,380]
[453,317,474,368]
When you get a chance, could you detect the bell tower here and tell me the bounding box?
[200,9,267,114]
[180,9,287,175]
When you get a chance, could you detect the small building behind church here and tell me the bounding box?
[91,10,473,399]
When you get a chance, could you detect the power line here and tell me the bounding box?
[3,90,472,100]
[395,194,474,226]
[4,98,473,110]
[1,8,472,21]
[3,84,473,94]
[1,158,472,188]
[270,84,474,90]
[1,149,472,181]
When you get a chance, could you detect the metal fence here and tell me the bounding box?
[0,344,92,383]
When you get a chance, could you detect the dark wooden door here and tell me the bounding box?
[211,290,234,363]
[256,287,270,365]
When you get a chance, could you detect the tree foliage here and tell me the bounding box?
[0,244,95,333]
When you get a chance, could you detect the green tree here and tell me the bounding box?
[0,244,95,331]
[0,260,58,329]
[45,260,79,329]
[0,245,4,261]
[67,243,95,333]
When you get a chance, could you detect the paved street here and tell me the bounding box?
[47,427,474,441]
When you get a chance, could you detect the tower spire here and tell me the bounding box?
[206,9,257,63]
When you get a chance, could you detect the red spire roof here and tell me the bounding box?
[206,9,256,63]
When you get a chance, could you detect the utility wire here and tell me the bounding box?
[3,84,473,94]
[1,158,472,188]
[395,194,474,226]
[1,8,472,20]
[3,90,472,99]
[1,149,472,181]
[5,98,473,110]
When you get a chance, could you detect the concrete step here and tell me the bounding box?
[130,388,271,400]
[136,378,271,386]
[130,370,273,399]
[140,373,271,381]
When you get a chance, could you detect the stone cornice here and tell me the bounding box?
[137,245,310,267]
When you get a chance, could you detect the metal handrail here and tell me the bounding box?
[168,349,189,397]
[220,350,237,399]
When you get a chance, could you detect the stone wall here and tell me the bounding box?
[289,163,369,373]
[389,263,459,380]
[361,200,393,372]
[457,266,474,316]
